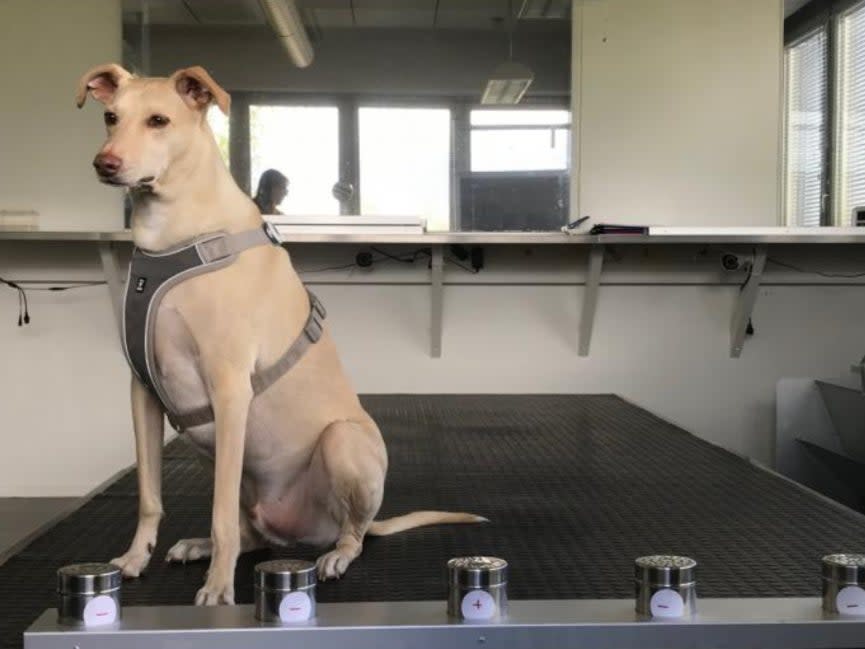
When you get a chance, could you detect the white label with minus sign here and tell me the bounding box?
[82,595,118,626]
[278,591,313,622]
[650,589,685,618]
[836,586,865,616]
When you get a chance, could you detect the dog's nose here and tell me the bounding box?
[93,153,122,177]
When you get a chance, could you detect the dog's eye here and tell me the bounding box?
[147,114,170,128]
[104,112,118,126]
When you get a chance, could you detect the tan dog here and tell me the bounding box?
[76,63,484,606]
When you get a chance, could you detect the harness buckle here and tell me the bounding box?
[263,221,282,245]
[197,236,231,263]
[312,297,327,319]
[305,313,323,343]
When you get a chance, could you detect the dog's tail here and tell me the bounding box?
[367,511,489,537]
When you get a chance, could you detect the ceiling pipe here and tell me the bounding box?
[258,0,314,68]
[141,0,151,75]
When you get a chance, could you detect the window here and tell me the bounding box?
[835,2,865,225]
[207,108,230,169]
[784,29,827,227]
[470,109,570,172]
[250,105,340,215]
[358,107,451,231]
[461,108,570,231]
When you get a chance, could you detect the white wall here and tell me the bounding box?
[0,244,130,496]
[0,0,123,230]
[574,0,783,225]
[0,0,125,495]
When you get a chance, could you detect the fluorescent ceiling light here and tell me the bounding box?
[518,0,572,19]
[258,0,314,68]
[480,62,534,105]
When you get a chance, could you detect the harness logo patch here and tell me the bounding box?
[135,277,147,293]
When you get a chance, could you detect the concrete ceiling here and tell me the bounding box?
[123,1,806,32]
[121,0,570,30]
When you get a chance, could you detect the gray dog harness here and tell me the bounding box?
[122,223,326,431]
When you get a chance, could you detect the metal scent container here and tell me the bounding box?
[56,563,121,627]
[447,556,508,621]
[822,554,865,616]
[635,555,697,619]
[254,559,317,623]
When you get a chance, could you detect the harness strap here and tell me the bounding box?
[166,290,326,431]
[123,222,327,432]
[197,226,278,263]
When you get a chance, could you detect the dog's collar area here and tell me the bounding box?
[121,225,324,432]
[130,185,156,198]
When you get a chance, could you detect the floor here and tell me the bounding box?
[6,394,865,649]
[8,394,865,604]
[0,498,80,566]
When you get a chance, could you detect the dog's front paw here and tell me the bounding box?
[316,549,353,580]
[195,575,235,606]
[110,551,151,578]
[166,538,212,563]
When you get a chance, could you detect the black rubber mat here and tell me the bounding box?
[4,394,865,648]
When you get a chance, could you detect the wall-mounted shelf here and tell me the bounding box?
[5,228,865,358]
[6,228,865,245]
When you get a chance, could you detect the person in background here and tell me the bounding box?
[252,169,289,215]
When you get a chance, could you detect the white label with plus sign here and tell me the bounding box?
[461,590,496,620]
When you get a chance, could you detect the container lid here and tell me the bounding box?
[634,555,697,587]
[57,563,121,595]
[255,559,317,591]
[822,554,865,583]
[448,556,508,588]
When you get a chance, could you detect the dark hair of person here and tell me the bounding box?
[253,169,288,213]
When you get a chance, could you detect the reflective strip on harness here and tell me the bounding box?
[121,224,326,431]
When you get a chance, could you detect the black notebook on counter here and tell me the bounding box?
[589,224,649,235]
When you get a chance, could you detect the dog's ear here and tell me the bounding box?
[76,63,133,108]
[171,66,231,116]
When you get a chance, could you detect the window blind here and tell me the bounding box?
[784,28,827,227]
[835,2,865,225]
